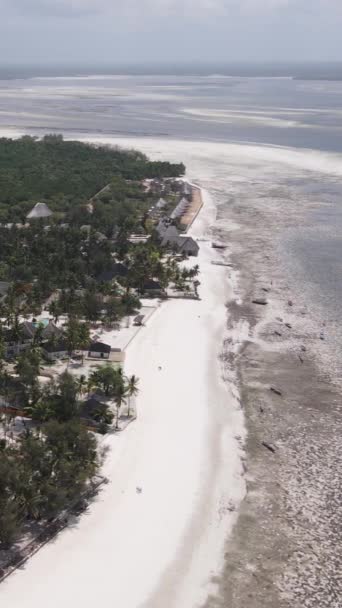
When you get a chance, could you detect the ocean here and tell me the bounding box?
[1,64,342,382]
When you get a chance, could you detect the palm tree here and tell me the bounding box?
[189,264,200,278]
[3,289,17,328]
[6,311,22,356]
[78,322,90,364]
[126,374,139,417]
[24,400,53,426]
[49,301,62,324]
[65,317,89,365]
[114,382,127,430]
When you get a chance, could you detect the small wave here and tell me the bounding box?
[181,107,303,129]
[30,74,134,81]
[204,74,294,80]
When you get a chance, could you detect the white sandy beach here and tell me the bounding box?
[0,183,245,608]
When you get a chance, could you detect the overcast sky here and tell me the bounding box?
[0,0,341,64]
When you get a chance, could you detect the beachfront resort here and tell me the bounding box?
[0,135,202,577]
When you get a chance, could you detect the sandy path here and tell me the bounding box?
[0,189,245,608]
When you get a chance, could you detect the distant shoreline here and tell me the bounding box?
[1,61,342,83]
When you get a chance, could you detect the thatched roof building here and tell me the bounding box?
[27,202,53,220]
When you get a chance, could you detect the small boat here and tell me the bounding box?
[212,242,227,249]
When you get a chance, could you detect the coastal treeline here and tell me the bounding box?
[0,135,187,313]
[0,419,98,546]
[0,135,184,223]
[0,361,139,546]
[0,135,195,550]
[0,229,198,318]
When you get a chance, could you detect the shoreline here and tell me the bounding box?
[143,187,246,608]
[0,184,246,608]
[202,181,342,608]
[1,132,340,606]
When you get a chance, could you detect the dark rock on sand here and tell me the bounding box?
[270,386,282,396]
[262,441,277,454]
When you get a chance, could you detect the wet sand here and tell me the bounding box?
[202,190,342,608]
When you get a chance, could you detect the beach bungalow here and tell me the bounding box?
[170,198,190,220]
[80,395,112,423]
[156,217,171,238]
[97,263,129,283]
[160,226,199,257]
[161,225,180,246]
[88,342,111,360]
[3,318,67,359]
[40,319,64,342]
[3,321,37,358]
[27,202,52,220]
[177,236,199,257]
[142,279,165,297]
[43,340,69,361]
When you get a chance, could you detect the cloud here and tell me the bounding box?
[3,0,342,21]
[0,0,342,27]
[2,0,104,17]
[0,0,296,19]
[1,0,341,63]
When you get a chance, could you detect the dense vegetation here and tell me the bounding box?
[0,135,185,222]
[0,419,98,546]
[0,135,199,549]
[0,355,140,546]
[0,136,187,313]
[0,135,192,550]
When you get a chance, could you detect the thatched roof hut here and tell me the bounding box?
[27,202,53,220]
